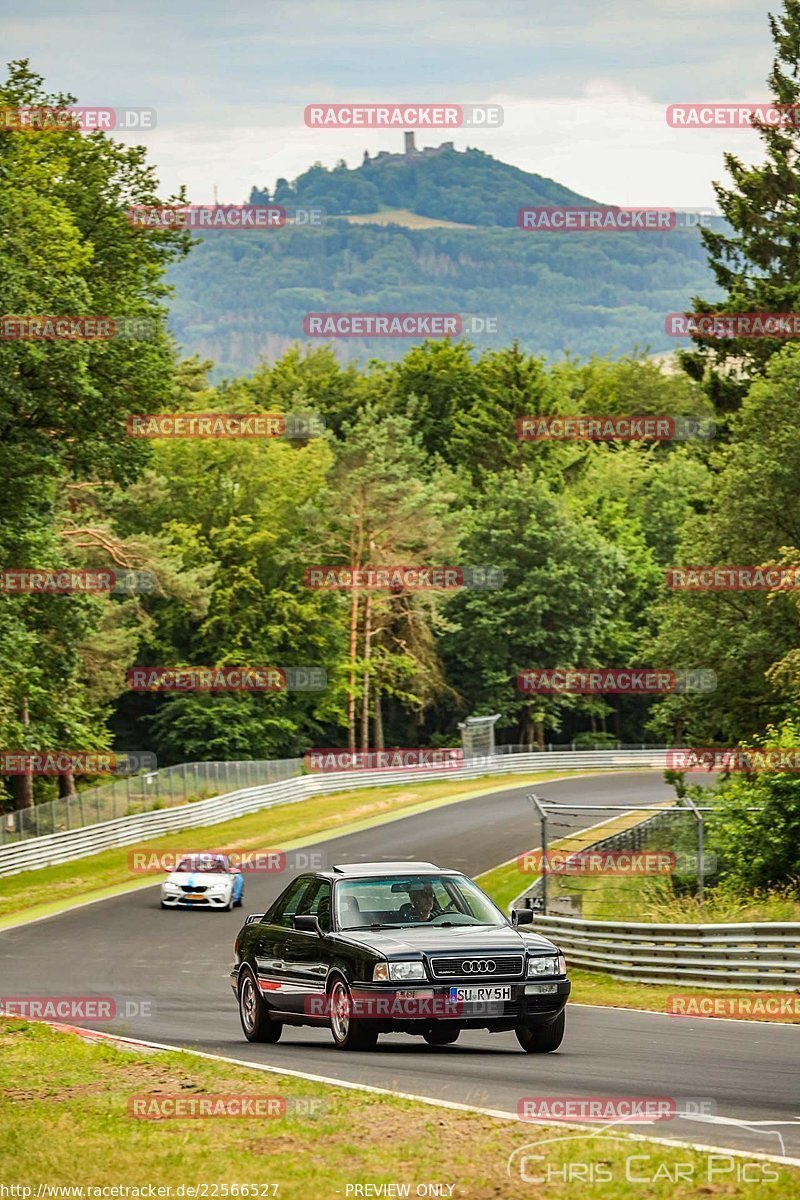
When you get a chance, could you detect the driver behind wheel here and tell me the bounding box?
[399,881,442,922]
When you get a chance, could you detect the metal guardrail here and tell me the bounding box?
[532,913,800,990]
[0,758,303,842]
[0,748,670,877]
[0,743,665,844]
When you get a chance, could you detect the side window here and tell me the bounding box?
[297,879,332,932]
[267,877,313,927]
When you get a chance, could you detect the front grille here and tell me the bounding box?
[429,954,524,979]
[181,885,207,893]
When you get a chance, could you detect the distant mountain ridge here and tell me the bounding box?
[249,136,598,227]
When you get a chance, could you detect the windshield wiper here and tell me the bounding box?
[340,923,395,931]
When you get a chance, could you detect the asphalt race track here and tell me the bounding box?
[2,771,798,1159]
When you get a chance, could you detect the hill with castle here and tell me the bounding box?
[168,135,723,376]
[248,133,596,226]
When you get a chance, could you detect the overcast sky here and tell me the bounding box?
[2,0,780,207]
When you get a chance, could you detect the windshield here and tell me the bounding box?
[335,874,506,929]
[174,855,228,874]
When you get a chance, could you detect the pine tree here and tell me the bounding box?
[681,1,800,415]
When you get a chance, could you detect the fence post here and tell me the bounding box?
[680,794,705,906]
[528,793,549,916]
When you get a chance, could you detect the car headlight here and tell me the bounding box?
[162,883,180,893]
[527,953,566,977]
[372,961,426,982]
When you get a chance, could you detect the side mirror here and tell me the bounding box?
[244,913,265,925]
[511,908,534,926]
[294,913,323,936]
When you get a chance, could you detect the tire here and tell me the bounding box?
[328,978,378,1051]
[159,901,168,910]
[515,1010,565,1054]
[238,967,282,1043]
[423,1025,460,1046]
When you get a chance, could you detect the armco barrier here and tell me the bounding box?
[531,913,800,990]
[0,748,668,877]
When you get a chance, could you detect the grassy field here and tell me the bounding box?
[0,770,585,924]
[2,1018,796,1198]
[343,207,476,228]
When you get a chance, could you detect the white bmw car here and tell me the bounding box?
[160,853,244,911]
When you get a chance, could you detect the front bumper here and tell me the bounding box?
[338,978,571,1028]
[161,890,231,908]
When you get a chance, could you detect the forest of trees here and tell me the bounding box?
[167,218,720,376]
[3,0,800,896]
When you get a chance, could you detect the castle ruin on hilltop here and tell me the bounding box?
[363,131,456,166]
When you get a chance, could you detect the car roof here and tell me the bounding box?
[313,862,468,882]
[332,861,441,874]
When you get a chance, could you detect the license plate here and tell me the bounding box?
[449,986,512,1003]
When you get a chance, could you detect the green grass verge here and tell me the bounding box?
[557,868,800,923]
[474,806,673,913]
[2,1018,797,1197]
[476,837,800,1025]
[0,770,585,925]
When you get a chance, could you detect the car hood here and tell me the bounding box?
[164,871,232,888]
[337,924,557,957]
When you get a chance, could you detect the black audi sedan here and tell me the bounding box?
[230,861,570,1051]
